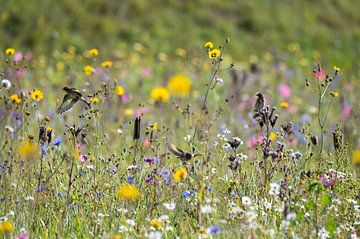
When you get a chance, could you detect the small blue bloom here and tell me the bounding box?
[161,168,171,179]
[182,190,194,199]
[0,198,5,202]
[53,137,63,146]
[164,180,171,186]
[127,174,134,184]
[40,145,48,156]
[207,225,220,234]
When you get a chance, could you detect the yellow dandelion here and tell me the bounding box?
[19,141,38,159]
[352,150,360,164]
[31,89,44,101]
[174,167,188,181]
[152,122,158,131]
[0,221,14,234]
[330,91,339,97]
[101,60,113,68]
[269,132,277,141]
[150,219,162,229]
[87,48,99,57]
[204,41,214,49]
[10,94,21,104]
[280,102,289,109]
[5,48,15,56]
[112,235,121,239]
[208,49,221,59]
[124,108,133,117]
[114,85,124,96]
[117,184,140,201]
[150,87,169,103]
[91,97,100,105]
[84,65,94,76]
[167,74,191,97]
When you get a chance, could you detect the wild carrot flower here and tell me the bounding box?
[173,167,188,181]
[91,97,100,105]
[208,49,221,59]
[1,79,11,89]
[31,89,44,101]
[167,74,191,97]
[0,221,14,234]
[150,87,169,103]
[117,184,140,201]
[101,60,113,68]
[10,94,21,104]
[19,141,38,159]
[204,41,214,49]
[5,48,15,56]
[352,150,360,164]
[150,219,162,229]
[83,65,94,75]
[114,85,124,96]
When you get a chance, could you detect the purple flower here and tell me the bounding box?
[145,157,156,163]
[13,52,23,62]
[16,231,29,239]
[164,181,171,186]
[161,168,171,179]
[145,174,154,184]
[278,83,291,99]
[40,145,48,156]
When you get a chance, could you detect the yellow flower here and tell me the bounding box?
[280,102,289,109]
[114,85,124,96]
[174,167,188,181]
[112,235,121,239]
[101,60,113,68]
[352,150,360,164]
[167,74,191,97]
[333,66,340,72]
[31,89,44,101]
[91,97,100,105]
[150,219,162,229]
[19,141,38,159]
[84,65,94,76]
[204,41,214,49]
[87,48,99,57]
[269,132,277,141]
[150,87,169,103]
[124,108,133,117]
[117,184,140,201]
[10,94,21,104]
[330,91,339,97]
[175,48,186,57]
[0,221,14,234]
[73,150,80,160]
[152,122,158,131]
[5,48,15,56]
[208,49,221,59]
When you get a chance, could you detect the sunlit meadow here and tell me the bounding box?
[1,2,360,239]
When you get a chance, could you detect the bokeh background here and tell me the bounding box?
[1,0,359,66]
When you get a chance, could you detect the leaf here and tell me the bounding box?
[321,193,331,207]
[325,217,336,238]
[305,200,316,210]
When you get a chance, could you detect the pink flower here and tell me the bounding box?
[13,52,23,62]
[16,232,29,239]
[133,107,149,117]
[16,68,26,78]
[141,67,152,78]
[247,135,264,148]
[278,84,291,99]
[25,52,33,60]
[121,93,131,104]
[342,105,352,119]
[314,69,326,80]
[79,154,88,162]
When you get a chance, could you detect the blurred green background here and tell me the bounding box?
[1,0,360,68]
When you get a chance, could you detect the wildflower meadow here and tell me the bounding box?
[0,1,359,238]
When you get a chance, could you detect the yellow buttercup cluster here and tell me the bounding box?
[117,184,140,201]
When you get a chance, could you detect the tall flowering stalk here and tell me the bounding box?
[312,63,340,158]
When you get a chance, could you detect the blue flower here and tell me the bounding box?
[206,225,220,234]
[53,137,62,146]
[127,174,134,184]
[161,168,171,179]
[182,190,194,199]
[40,145,48,157]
